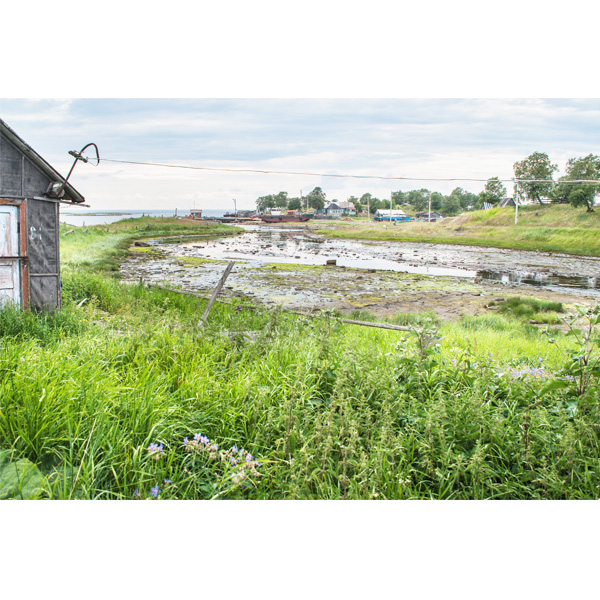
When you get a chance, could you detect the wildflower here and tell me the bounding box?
[147,442,165,456]
[472,363,478,369]
[183,437,189,446]
[194,433,203,442]
[246,454,253,462]
[231,445,238,453]
[163,479,172,485]
[150,485,160,498]
[133,488,141,499]
[451,359,456,367]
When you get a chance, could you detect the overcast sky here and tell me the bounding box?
[2,98,599,211]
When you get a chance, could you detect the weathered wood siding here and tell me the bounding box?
[0,131,61,310]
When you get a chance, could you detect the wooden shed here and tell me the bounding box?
[1,118,86,311]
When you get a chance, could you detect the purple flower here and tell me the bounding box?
[194,433,203,442]
[246,454,253,462]
[147,442,164,455]
[183,437,189,445]
[150,486,160,498]
[231,445,238,453]
[163,479,172,485]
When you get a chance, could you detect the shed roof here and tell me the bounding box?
[0,118,85,203]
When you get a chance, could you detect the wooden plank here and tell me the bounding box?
[198,261,235,327]
[338,318,413,332]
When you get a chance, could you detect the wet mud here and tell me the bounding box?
[120,225,599,319]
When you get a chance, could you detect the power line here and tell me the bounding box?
[89,156,600,185]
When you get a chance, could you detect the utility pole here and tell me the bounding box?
[428,190,432,222]
[390,191,393,222]
[514,183,519,225]
[233,198,237,217]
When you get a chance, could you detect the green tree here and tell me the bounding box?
[360,193,372,206]
[369,197,382,212]
[287,197,302,211]
[478,177,507,206]
[405,189,430,211]
[430,192,443,211]
[513,152,557,205]
[274,191,288,208]
[307,187,326,211]
[256,194,276,211]
[448,187,478,211]
[441,195,461,216]
[555,154,600,212]
[392,190,407,205]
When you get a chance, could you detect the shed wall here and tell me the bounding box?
[1,131,62,311]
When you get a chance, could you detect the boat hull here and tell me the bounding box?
[260,215,312,223]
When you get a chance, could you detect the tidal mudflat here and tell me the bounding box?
[120,225,599,319]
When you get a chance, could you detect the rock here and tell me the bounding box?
[134,241,150,247]
[326,259,337,266]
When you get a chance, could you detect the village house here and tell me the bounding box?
[323,201,356,217]
[415,210,443,222]
[1,118,86,311]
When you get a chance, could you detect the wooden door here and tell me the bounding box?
[0,205,21,308]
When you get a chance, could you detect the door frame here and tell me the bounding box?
[0,198,29,309]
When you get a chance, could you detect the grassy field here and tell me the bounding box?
[1,216,599,500]
[60,216,239,273]
[311,204,600,256]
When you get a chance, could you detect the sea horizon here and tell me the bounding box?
[60,207,232,227]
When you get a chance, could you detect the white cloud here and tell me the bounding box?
[2,98,600,209]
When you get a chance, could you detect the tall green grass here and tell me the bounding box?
[2,216,599,499]
[1,267,599,499]
[311,205,600,256]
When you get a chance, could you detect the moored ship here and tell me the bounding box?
[260,214,312,223]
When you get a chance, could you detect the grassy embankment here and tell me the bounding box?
[311,205,600,256]
[1,216,599,500]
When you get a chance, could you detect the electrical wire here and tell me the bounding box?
[87,156,600,185]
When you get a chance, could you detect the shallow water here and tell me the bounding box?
[157,224,600,295]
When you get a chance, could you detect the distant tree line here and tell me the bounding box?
[255,152,600,215]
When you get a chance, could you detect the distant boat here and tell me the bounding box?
[260,214,312,223]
